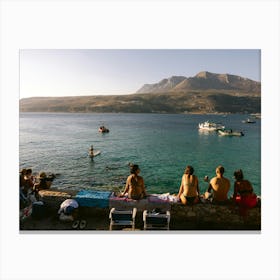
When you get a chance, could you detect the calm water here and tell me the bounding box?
[19,113,261,196]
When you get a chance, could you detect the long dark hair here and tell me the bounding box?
[184,165,194,178]
[130,164,139,175]
[234,169,244,181]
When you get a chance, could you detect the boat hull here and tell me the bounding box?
[198,121,225,131]
[218,130,244,137]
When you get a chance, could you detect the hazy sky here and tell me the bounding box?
[20,49,260,98]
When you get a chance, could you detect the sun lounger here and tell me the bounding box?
[143,210,170,230]
[109,208,137,230]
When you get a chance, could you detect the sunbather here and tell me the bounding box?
[120,164,147,200]
[233,169,257,210]
[205,165,230,204]
[177,165,200,205]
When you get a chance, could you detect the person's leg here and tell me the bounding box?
[180,194,187,205]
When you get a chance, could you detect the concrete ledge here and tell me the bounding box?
[32,189,261,230]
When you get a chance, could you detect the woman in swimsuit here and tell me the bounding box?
[177,165,200,205]
[121,164,147,200]
[233,169,257,209]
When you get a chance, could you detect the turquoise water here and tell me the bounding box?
[19,113,261,196]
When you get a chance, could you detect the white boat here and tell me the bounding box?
[198,121,225,131]
[218,129,244,137]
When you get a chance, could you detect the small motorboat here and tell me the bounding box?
[98,126,109,133]
[242,118,256,124]
[218,129,244,137]
[198,121,225,131]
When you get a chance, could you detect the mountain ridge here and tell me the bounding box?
[136,71,260,94]
[20,71,261,114]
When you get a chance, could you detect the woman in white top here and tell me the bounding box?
[177,165,200,205]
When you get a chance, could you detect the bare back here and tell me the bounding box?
[182,174,198,197]
[210,176,230,201]
[126,174,145,199]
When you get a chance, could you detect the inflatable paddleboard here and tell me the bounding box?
[89,150,101,158]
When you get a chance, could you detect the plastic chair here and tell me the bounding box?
[143,210,170,230]
[109,208,137,230]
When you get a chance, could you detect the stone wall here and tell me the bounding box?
[38,189,261,230]
[170,203,261,230]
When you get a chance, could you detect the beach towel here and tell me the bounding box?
[148,193,171,203]
[75,190,112,208]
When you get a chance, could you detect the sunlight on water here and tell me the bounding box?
[19,113,261,195]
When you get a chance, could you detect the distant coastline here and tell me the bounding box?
[20,72,261,114]
[19,92,261,114]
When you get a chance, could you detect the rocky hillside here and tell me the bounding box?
[20,71,261,114]
[136,71,261,94]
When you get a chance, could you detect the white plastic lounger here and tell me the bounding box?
[109,208,137,230]
[143,210,170,230]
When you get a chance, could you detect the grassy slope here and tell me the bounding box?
[19,90,261,114]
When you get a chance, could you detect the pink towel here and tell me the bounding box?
[148,195,169,203]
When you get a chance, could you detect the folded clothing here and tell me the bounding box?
[148,193,170,203]
[74,190,112,208]
[58,199,79,214]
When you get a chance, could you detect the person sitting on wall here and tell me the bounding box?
[33,171,53,192]
[177,165,200,205]
[22,168,35,195]
[120,164,147,200]
[205,165,230,204]
[19,168,27,189]
[233,169,257,215]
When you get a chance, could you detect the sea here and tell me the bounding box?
[19,113,261,196]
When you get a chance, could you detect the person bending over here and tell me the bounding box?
[121,164,147,200]
[177,165,200,205]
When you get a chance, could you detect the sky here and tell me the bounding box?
[20,49,261,99]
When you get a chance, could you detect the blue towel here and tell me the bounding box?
[74,190,112,208]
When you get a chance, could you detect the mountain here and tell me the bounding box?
[137,76,186,93]
[136,71,261,94]
[20,71,261,114]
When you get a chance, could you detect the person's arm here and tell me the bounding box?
[121,177,130,196]
[247,180,253,193]
[33,182,39,191]
[207,178,214,193]
[196,177,200,196]
[142,178,147,196]
[233,182,238,199]
[177,175,184,197]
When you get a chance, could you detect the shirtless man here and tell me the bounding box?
[206,165,230,203]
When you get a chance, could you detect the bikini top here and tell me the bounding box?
[183,175,196,188]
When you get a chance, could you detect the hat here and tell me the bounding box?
[38,171,47,179]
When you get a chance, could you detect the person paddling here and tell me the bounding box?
[89,145,94,158]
